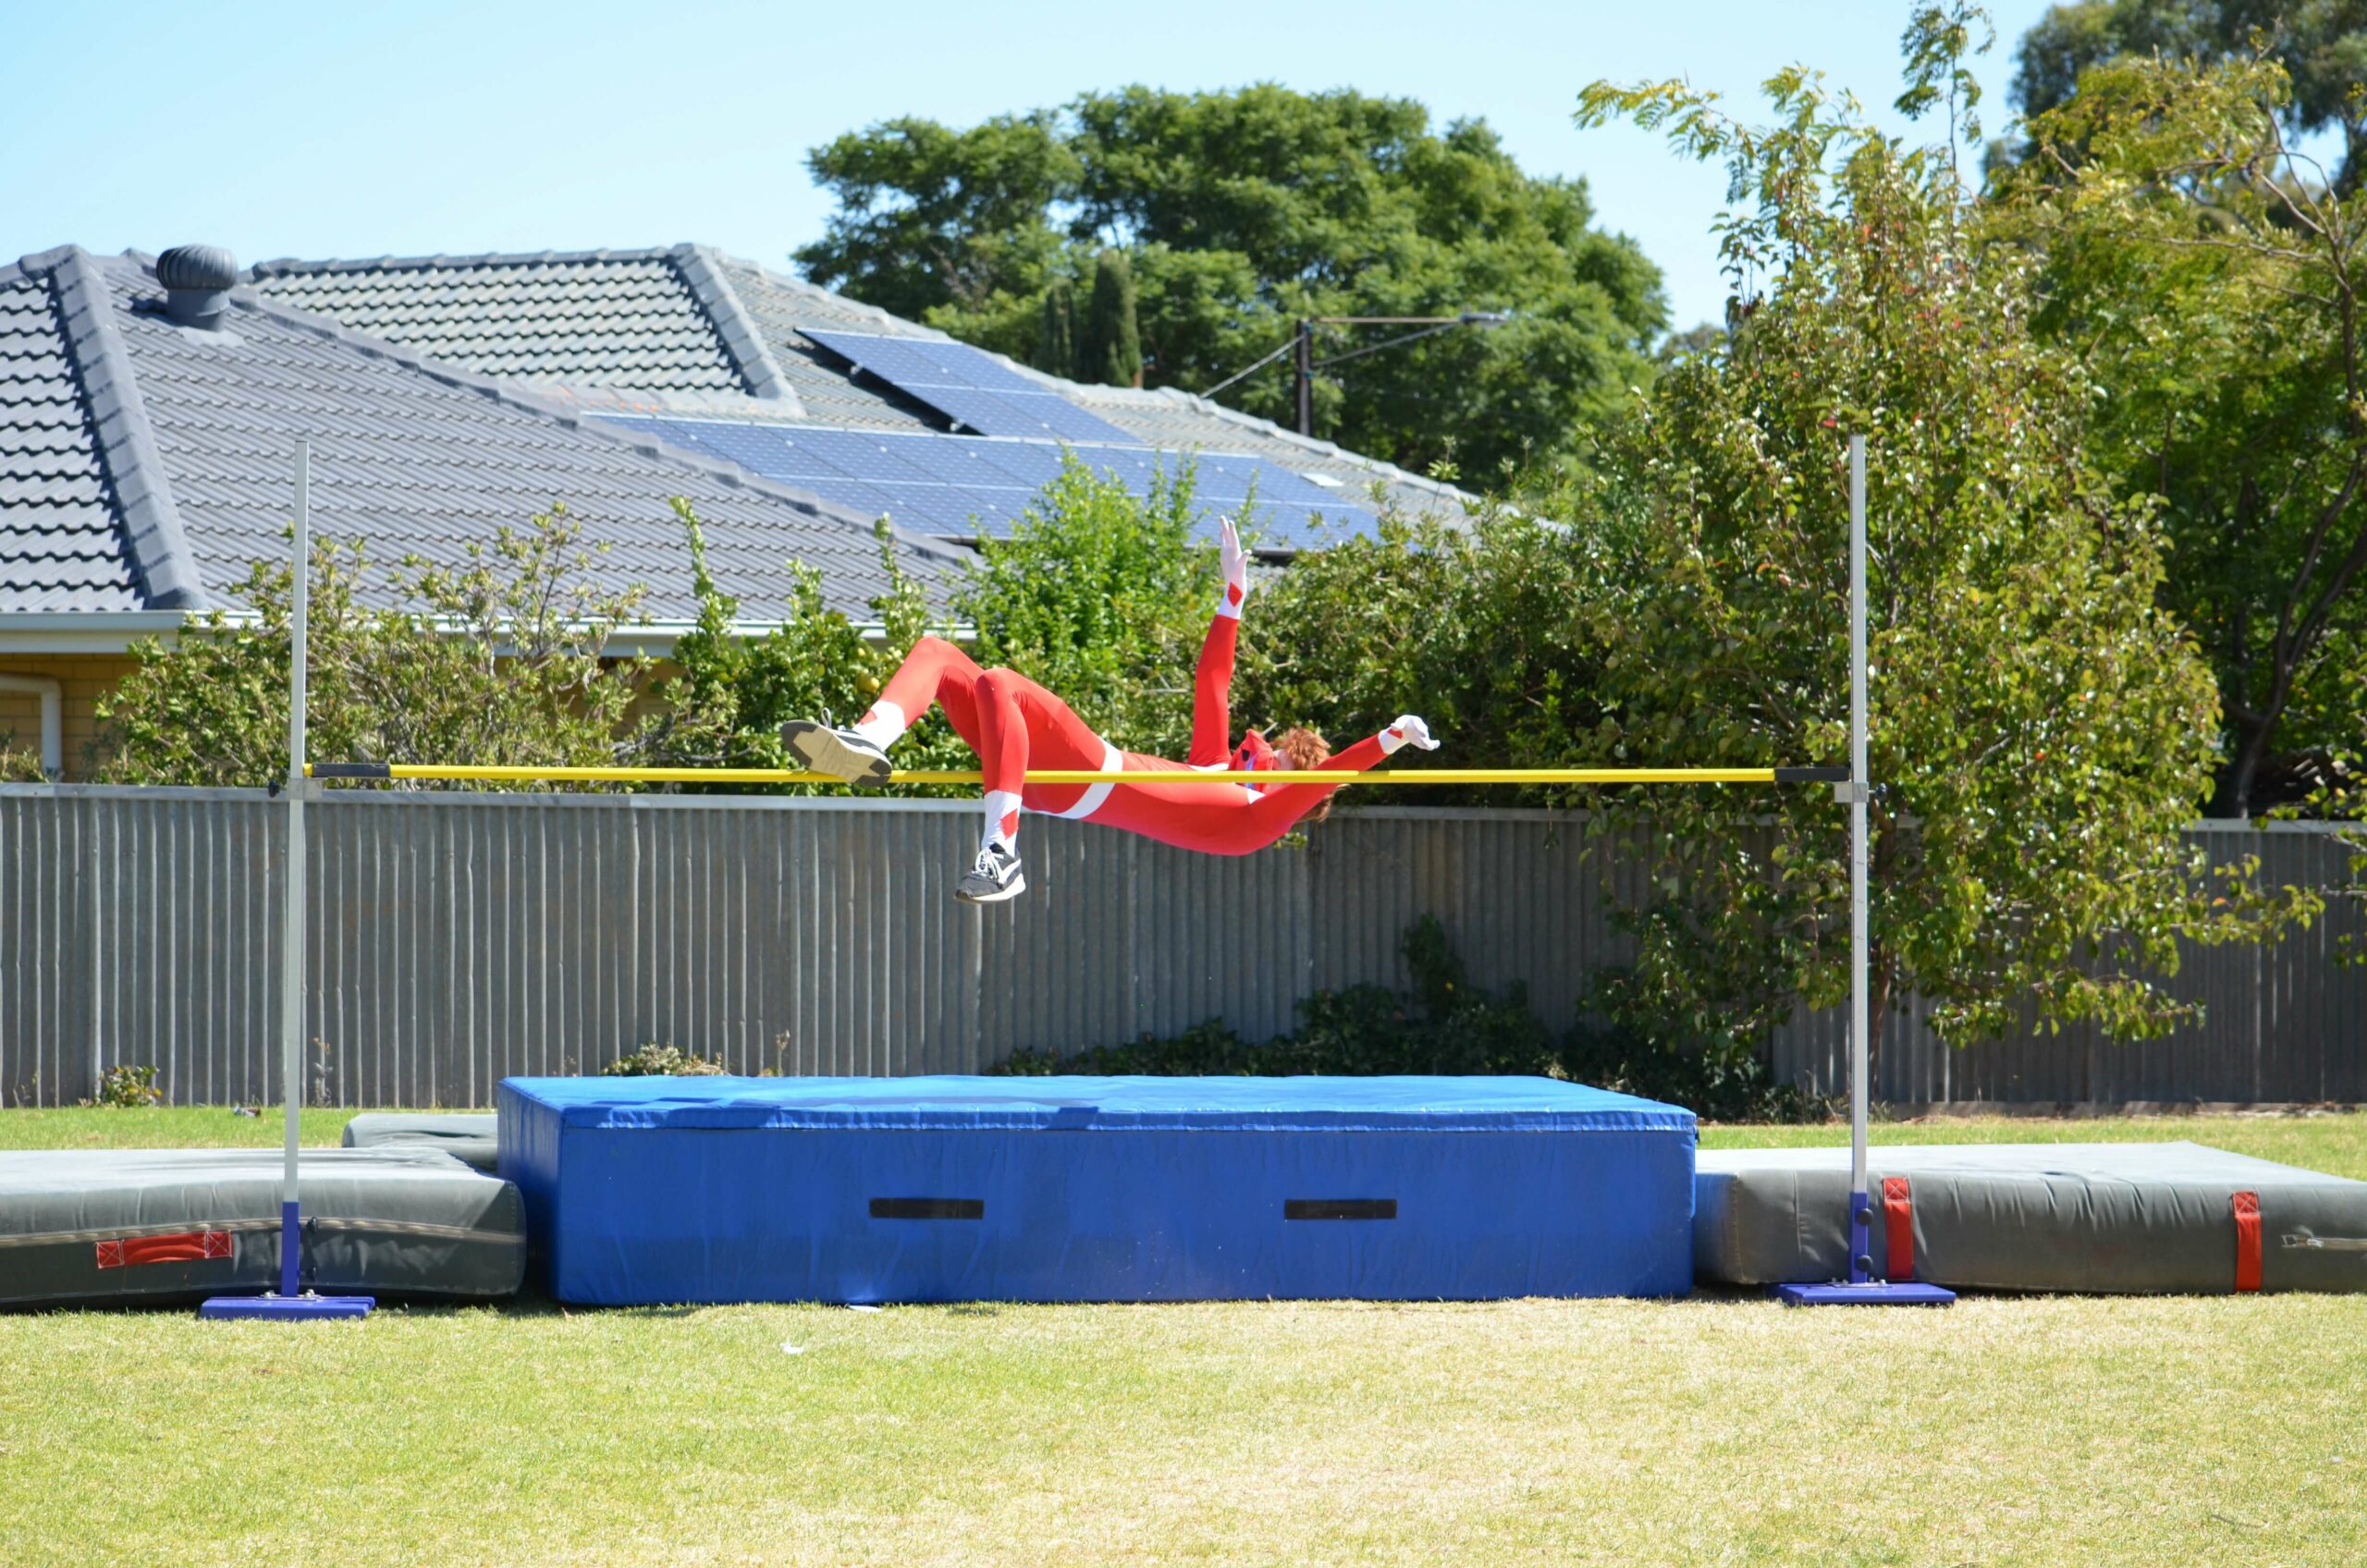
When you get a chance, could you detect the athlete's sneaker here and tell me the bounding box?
[954,842,1026,904]
[780,719,891,786]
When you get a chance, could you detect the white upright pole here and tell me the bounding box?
[202,440,369,1318]
[1847,434,1872,1282]
[278,438,309,1299]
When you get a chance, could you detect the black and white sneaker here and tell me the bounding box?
[780,719,892,786]
[954,843,1026,904]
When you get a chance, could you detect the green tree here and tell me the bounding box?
[1992,52,2367,815]
[1561,29,2312,1071]
[950,454,1214,758]
[1078,249,1141,387]
[657,505,972,791]
[2005,1,2366,190]
[792,111,1076,322]
[1236,502,1617,792]
[1652,321,1729,368]
[94,506,656,788]
[798,85,1665,479]
[1035,275,1076,378]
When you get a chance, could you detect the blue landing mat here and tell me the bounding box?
[499,1075,1696,1305]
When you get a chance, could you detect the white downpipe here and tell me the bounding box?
[0,673,64,778]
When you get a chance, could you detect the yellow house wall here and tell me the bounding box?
[0,654,685,781]
[0,654,138,779]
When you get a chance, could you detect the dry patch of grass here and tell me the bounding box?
[1,1293,2360,1567]
[1,1108,2361,1566]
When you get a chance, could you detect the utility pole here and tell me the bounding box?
[1294,319,1315,436]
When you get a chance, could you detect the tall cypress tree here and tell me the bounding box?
[1079,249,1142,387]
[1035,276,1076,378]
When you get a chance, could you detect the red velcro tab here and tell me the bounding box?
[93,1230,233,1270]
[2232,1191,2263,1292]
[1881,1176,1915,1281]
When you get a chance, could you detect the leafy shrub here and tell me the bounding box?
[993,915,1821,1121]
[96,505,654,788]
[1558,1011,1819,1124]
[600,1044,727,1077]
[86,1063,163,1108]
[952,453,1214,759]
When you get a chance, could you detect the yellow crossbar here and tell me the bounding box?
[310,764,1840,787]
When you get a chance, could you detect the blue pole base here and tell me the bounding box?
[200,1292,375,1321]
[1775,1280,1956,1307]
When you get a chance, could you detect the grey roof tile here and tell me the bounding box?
[705,253,947,432]
[0,249,966,621]
[0,266,145,611]
[251,251,744,395]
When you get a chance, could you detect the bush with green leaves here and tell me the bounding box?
[1236,501,1617,798]
[993,917,1559,1079]
[86,1064,163,1109]
[599,1044,727,1077]
[0,739,45,782]
[991,915,1809,1119]
[95,504,654,787]
[656,504,973,792]
[949,452,1218,759]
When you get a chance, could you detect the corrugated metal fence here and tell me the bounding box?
[3,788,2361,1107]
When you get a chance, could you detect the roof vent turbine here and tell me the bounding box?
[155,244,239,330]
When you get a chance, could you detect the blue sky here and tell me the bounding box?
[1,0,2060,336]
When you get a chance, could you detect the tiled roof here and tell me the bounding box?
[251,250,744,395]
[0,248,966,620]
[0,258,145,609]
[706,252,943,431]
[247,245,1475,522]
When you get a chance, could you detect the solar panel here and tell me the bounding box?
[789,428,937,485]
[961,440,1068,490]
[802,329,1138,444]
[593,416,1382,548]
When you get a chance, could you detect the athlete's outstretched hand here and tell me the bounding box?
[1380,715,1441,754]
[1217,516,1251,618]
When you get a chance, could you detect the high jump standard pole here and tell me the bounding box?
[1779,433,1953,1306]
[202,439,374,1320]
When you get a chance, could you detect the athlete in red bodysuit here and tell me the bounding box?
[782,519,1440,902]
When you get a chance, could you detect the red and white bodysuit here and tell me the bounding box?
[843,528,1433,861]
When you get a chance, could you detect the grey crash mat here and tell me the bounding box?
[342,1112,498,1172]
[1696,1142,2367,1294]
[0,1146,524,1307]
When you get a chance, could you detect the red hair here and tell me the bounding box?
[1275,727,1333,822]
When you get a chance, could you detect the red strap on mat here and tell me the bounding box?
[1881,1176,1915,1281]
[93,1230,233,1270]
[2232,1191,2263,1292]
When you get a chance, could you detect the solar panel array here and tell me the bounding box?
[800,329,1139,445]
[597,417,1381,548]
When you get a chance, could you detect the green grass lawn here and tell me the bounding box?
[3,1107,2362,1567]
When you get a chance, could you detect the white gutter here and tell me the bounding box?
[0,610,973,657]
[0,673,63,778]
[0,611,194,655]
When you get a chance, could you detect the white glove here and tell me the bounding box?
[1217,516,1251,619]
[1379,715,1439,754]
